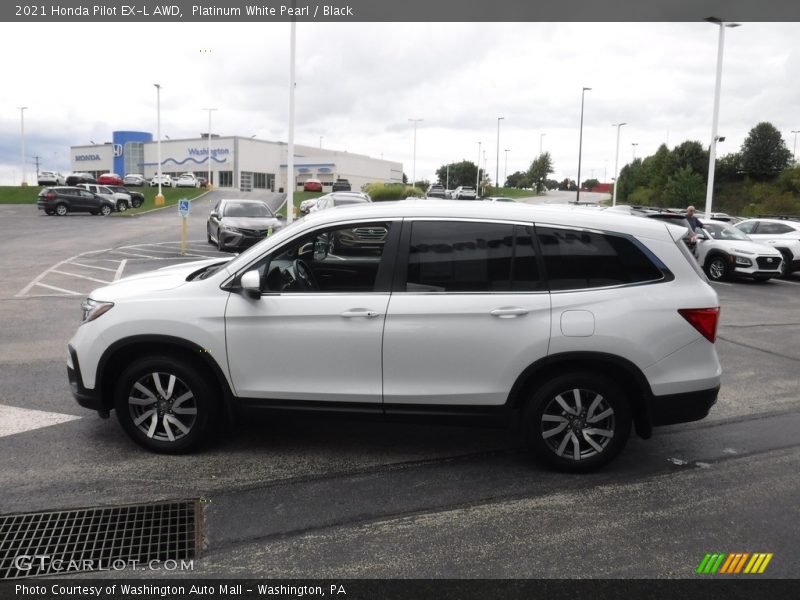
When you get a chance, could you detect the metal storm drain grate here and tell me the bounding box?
[0,500,200,579]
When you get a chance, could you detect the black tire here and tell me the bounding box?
[55,203,68,216]
[207,229,213,244]
[99,204,112,216]
[777,250,792,278]
[116,200,128,212]
[114,356,217,453]
[704,255,729,282]
[523,372,631,472]
[753,276,771,283]
[131,199,143,209]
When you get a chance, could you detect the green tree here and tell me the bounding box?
[740,122,792,180]
[435,160,478,189]
[715,152,742,184]
[671,141,708,181]
[505,170,527,188]
[662,165,705,207]
[581,178,600,190]
[527,152,554,192]
[558,178,576,191]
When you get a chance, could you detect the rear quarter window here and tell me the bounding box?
[536,226,666,291]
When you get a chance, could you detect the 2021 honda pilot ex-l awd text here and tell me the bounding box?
[67,201,721,471]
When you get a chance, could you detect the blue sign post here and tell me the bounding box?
[178,199,189,255]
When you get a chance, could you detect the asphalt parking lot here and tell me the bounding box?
[0,193,798,579]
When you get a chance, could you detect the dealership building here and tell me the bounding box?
[70,131,403,192]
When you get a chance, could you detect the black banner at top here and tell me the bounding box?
[3,0,800,22]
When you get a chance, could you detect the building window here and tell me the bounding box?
[218,171,233,187]
[124,142,144,175]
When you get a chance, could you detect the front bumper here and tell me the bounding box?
[67,345,104,412]
[219,229,270,250]
[650,386,719,426]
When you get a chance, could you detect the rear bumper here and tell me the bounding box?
[67,345,104,412]
[650,386,719,426]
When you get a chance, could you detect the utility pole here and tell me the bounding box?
[32,154,42,182]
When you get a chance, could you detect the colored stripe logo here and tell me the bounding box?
[697,553,773,574]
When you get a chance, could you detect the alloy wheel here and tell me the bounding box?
[127,371,198,443]
[540,388,616,462]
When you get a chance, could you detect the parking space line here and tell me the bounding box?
[0,404,81,438]
[772,279,800,286]
[710,281,733,287]
[16,248,113,297]
[34,282,82,295]
[123,246,184,255]
[69,262,119,273]
[114,259,128,281]
[51,270,114,284]
[108,250,166,259]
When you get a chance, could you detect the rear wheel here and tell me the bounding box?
[114,356,217,453]
[99,204,112,216]
[704,255,729,282]
[523,372,631,472]
[55,203,68,216]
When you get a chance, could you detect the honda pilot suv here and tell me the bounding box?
[67,201,721,471]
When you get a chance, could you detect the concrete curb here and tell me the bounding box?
[115,189,211,217]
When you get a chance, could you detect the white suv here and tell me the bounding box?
[695,219,784,282]
[76,183,133,212]
[67,201,721,471]
[734,218,800,276]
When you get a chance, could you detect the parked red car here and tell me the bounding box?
[97,173,123,185]
[303,179,323,192]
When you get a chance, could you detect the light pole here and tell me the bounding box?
[287,20,297,223]
[704,17,740,218]
[319,135,323,149]
[202,108,217,188]
[475,141,481,194]
[631,142,639,160]
[792,130,799,164]
[576,87,591,203]
[17,107,27,186]
[504,148,510,187]
[446,164,450,190]
[612,123,627,206]
[539,133,546,155]
[483,150,487,193]
[154,85,164,205]
[408,118,423,187]
[495,116,504,192]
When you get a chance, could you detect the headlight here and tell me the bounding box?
[220,224,240,233]
[734,256,752,266]
[81,298,114,324]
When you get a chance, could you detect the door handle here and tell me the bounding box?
[490,307,529,318]
[341,310,380,319]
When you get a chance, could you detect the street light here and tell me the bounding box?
[495,116,504,192]
[704,17,741,218]
[154,84,164,205]
[539,133,546,155]
[17,107,27,186]
[287,20,297,224]
[319,135,323,149]
[504,148,510,187]
[202,108,217,188]
[631,142,639,160]
[612,123,627,206]
[408,118,423,187]
[791,130,800,164]
[576,87,591,203]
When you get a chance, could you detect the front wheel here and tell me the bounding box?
[114,356,216,453]
[704,255,729,282]
[523,373,631,472]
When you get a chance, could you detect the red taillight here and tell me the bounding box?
[678,307,720,343]
[46,192,56,200]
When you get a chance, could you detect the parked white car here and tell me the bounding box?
[695,219,783,282]
[76,183,133,212]
[734,218,800,276]
[150,174,175,188]
[38,171,66,186]
[452,186,477,200]
[123,173,147,187]
[175,173,201,188]
[67,201,721,471]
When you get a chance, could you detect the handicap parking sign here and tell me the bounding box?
[178,199,190,217]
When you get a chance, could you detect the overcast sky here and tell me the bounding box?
[0,21,798,186]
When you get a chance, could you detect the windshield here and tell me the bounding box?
[223,202,274,218]
[704,222,750,241]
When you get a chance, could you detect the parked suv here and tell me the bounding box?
[38,187,114,216]
[734,218,800,276]
[106,185,144,209]
[68,202,721,471]
[77,183,132,212]
[331,178,352,192]
[427,184,446,198]
[694,220,783,282]
[452,185,477,199]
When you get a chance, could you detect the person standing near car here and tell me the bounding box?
[686,205,705,243]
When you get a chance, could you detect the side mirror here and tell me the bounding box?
[240,270,261,299]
